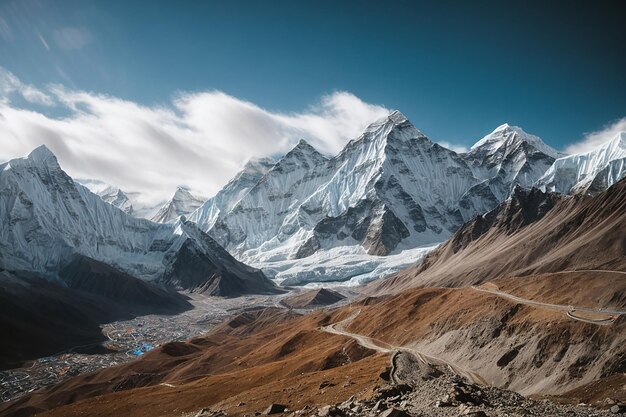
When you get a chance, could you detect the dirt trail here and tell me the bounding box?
[321,310,488,386]
[471,285,626,325]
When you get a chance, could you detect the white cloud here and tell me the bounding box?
[0,68,54,106]
[436,141,468,153]
[53,27,93,50]
[565,117,626,155]
[0,69,388,205]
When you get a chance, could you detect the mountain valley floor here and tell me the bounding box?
[1,269,625,417]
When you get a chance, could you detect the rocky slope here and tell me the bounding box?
[0,268,188,369]
[281,288,346,309]
[59,254,191,311]
[374,177,626,292]
[4,276,624,417]
[0,145,276,297]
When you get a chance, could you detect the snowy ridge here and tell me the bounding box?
[186,113,626,286]
[188,157,275,232]
[0,146,272,294]
[536,132,626,194]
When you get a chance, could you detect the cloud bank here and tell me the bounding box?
[565,117,626,155]
[0,68,388,204]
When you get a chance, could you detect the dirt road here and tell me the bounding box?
[321,310,488,385]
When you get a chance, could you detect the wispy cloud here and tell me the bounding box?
[0,68,388,204]
[565,117,626,154]
[52,27,93,50]
[0,15,12,42]
[0,67,54,106]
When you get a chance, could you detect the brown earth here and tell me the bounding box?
[281,288,346,309]
[3,270,625,416]
[0,307,385,417]
[372,179,626,293]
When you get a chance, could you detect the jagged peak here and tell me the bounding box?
[173,186,192,197]
[365,110,413,131]
[358,109,426,146]
[294,138,315,149]
[171,186,203,202]
[285,139,325,159]
[244,156,275,168]
[27,144,59,166]
[388,110,408,125]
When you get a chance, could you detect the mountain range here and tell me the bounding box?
[181,112,624,285]
[4,111,625,288]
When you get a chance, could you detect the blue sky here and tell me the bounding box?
[0,0,625,201]
[2,0,625,147]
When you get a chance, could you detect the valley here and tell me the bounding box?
[0,292,306,403]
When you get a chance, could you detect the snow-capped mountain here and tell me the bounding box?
[151,186,205,224]
[208,138,331,259]
[0,146,275,296]
[188,156,275,231]
[186,112,591,285]
[198,112,480,262]
[459,123,564,219]
[536,132,626,195]
[78,179,161,219]
[186,113,476,283]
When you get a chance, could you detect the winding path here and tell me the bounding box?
[321,310,487,386]
[470,281,626,326]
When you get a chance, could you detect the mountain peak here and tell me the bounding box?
[152,186,204,224]
[27,144,58,166]
[471,124,561,158]
[494,122,512,131]
[173,186,192,198]
[287,139,324,158]
[388,110,408,125]
[294,138,315,149]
